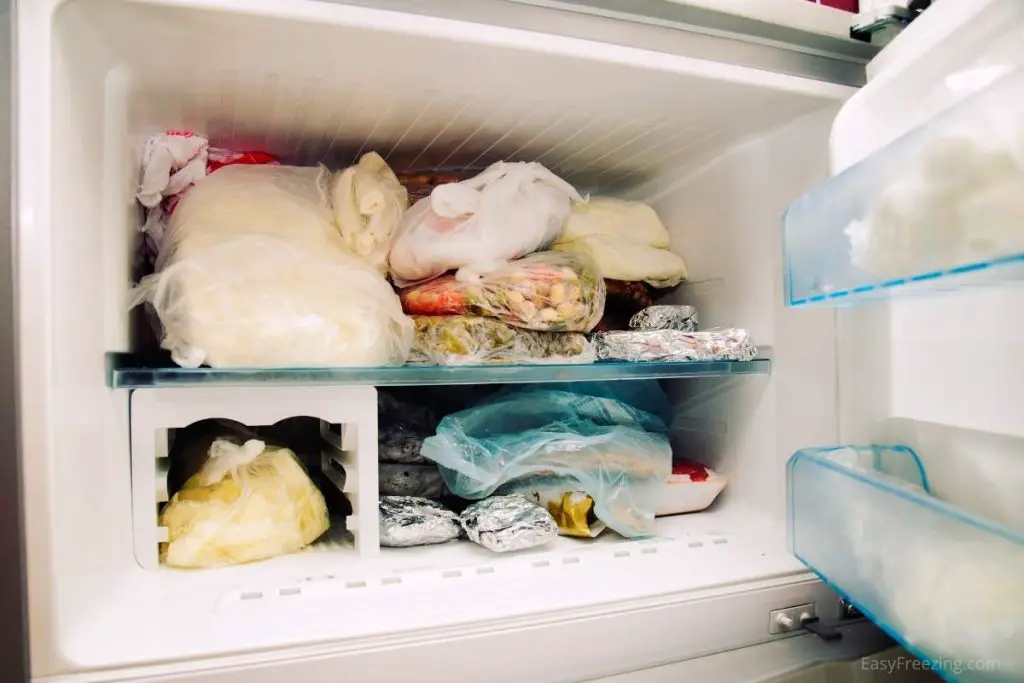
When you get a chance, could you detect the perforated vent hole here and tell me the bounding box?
[279,587,301,597]
[562,556,580,565]
[476,566,495,575]
[688,541,704,548]
[442,570,463,579]
[240,591,263,601]
[640,546,658,554]
[381,576,402,586]
[613,550,631,558]
[713,537,728,545]
[532,560,550,568]
[345,580,367,589]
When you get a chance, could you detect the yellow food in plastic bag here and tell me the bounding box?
[160,439,330,568]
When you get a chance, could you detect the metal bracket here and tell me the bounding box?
[850,2,931,47]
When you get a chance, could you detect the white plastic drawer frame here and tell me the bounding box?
[130,385,379,569]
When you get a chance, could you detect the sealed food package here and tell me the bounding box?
[400,251,605,332]
[460,495,559,553]
[160,439,329,568]
[166,418,258,497]
[657,460,728,517]
[130,165,413,368]
[378,391,437,464]
[397,171,471,202]
[331,152,408,273]
[379,463,446,498]
[389,161,583,286]
[421,386,672,537]
[592,329,757,363]
[410,316,596,365]
[553,197,688,288]
[379,496,462,548]
[496,476,606,538]
[629,305,698,332]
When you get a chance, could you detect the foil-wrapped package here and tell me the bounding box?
[379,496,461,547]
[629,305,698,332]
[379,463,446,498]
[460,495,559,553]
[592,328,757,362]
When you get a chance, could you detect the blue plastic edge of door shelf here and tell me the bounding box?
[782,67,1024,307]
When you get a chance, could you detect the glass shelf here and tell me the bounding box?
[107,353,772,389]
[783,67,1024,307]
[788,445,1024,682]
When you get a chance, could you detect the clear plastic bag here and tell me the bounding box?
[331,152,408,274]
[410,315,595,365]
[553,196,688,288]
[388,161,583,286]
[130,165,413,368]
[420,386,672,537]
[400,251,605,332]
[160,439,330,568]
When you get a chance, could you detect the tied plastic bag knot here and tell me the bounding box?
[200,439,267,486]
[389,161,583,286]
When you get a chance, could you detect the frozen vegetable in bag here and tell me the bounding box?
[400,251,606,332]
[388,161,583,286]
[421,387,672,537]
[160,439,330,568]
[410,316,595,365]
[130,164,413,368]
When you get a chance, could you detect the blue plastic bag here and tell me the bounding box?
[421,384,672,537]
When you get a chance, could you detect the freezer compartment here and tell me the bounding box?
[788,445,1024,682]
[783,68,1024,307]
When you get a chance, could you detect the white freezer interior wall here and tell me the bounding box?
[20,0,849,675]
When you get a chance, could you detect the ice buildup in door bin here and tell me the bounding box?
[130,164,413,368]
[388,161,583,286]
[159,439,330,568]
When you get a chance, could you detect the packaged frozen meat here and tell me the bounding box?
[409,315,596,366]
[592,329,757,363]
[553,196,688,288]
[130,164,413,368]
[160,439,330,568]
[597,280,654,331]
[388,161,583,286]
[459,495,559,553]
[378,391,438,464]
[397,170,472,202]
[421,385,671,537]
[331,152,408,273]
[400,251,606,332]
[656,460,728,517]
[379,496,461,548]
[379,463,446,498]
[496,475,606,538]
[629,305,698,332]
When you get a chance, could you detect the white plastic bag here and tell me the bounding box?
[331,151,408,273]
[388,161,583,286]
[554,196,688,288]
[131,164,413,368]
[160,439,330,568]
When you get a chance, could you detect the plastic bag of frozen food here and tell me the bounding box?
[421,387,672,537]
[496,475,606,538]
[160,438,329,568]
[410,315,595,365]
[553,196,687,288]
[388,161,583,286]
[331,152,408,273]
[400,251,605,332]
[130,164,413,368]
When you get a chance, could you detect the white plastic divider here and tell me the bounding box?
[130,385,379,570]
